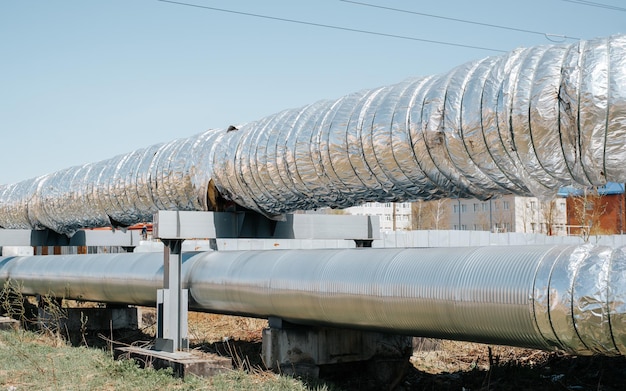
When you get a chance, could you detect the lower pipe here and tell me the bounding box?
[0,244,624,356]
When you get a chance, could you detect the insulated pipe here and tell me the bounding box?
[1,35,626,234]
[1,244,625,356]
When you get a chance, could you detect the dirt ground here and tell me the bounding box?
[407,341,626,391]
[181,311,626,391]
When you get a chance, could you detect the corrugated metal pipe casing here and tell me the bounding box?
[1,35,626,234]
[2,244,625,356]
[212,34,626,215]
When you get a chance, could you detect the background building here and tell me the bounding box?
[344,202,413,231]
[320,184,625,236]
[558,183,626,237]
[442,195,568,235]
[342,196,568,234]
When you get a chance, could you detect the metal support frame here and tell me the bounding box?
[140,210,381,353]
[151,211,221,353]
[0,212,379,250]
[154,239,188,353]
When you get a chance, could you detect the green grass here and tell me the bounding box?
[0,330,335,391]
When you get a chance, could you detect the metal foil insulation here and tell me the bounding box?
[1,35,626,234]
[215,34,626,216]
[1,244,625,356]
[0,131,226,235]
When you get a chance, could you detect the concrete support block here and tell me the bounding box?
[262,321,412,379]
[39,306,142,332]
[116,346,232,378]
[0,316,20,331]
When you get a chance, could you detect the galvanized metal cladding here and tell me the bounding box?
[1,35,626,234]
[1,244,624,356]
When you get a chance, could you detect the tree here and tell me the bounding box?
[412,200,425,230]
[567,187,608,242]
[431,199,450,230]
[491,199,513,233]
[411,200,450,230]
[518,199,531,233]
[540,199,560,236]
[474,206,490,231]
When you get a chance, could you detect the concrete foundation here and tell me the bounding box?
[0,316,20,331]
[38,306,142,332]
[116,346,232,378]
[262,319,412,380]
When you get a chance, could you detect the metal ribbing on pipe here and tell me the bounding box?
[1,35,626,234]
[1,244,625,356]
[0,252,180,305]
[185,246,562,351]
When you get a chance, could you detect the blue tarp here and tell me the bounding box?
[558,182,625,197]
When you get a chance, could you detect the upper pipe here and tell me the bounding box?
[1,244,625,356]
[1,35,626,234]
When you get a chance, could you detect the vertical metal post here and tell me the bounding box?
[155,239,188,353]
[166,239,182,351]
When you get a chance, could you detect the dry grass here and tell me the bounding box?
[187,312,266,344]
[184,314,626,390]
[3,289,626,391]
[412,339,550,374]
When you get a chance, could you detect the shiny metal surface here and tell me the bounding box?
[1,35,626,234]
[1,244,624,356]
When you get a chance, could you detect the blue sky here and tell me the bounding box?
[1,0,624,184]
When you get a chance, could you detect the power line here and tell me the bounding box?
[340,0,580,42]
[562,0,626,12]
[157,0,506,52]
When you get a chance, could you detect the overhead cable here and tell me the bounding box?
[340,0,580,42]
[562,0,626,12]
[157,0,505,52]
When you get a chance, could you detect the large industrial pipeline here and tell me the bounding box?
[1,244,625,356]
[0,35,626,234]
[1,34,626,358]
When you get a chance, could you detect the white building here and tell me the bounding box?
[344,202,413,231]
[312,196,567,234]
[446,195,568,235]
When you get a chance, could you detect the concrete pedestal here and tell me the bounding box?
[0,316,19,331]
[39,306,142,332]
[117,346,232,378]
[262,320,412,381]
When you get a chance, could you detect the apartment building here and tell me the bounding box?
[338,196,567,234]
[344,202,413,231]
[445,195,568,234]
